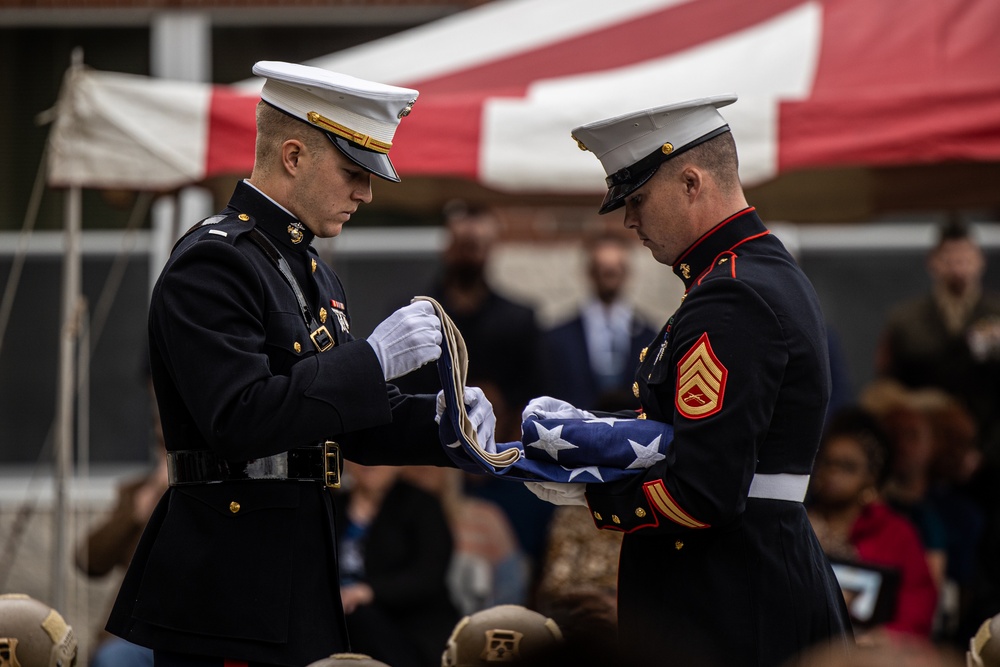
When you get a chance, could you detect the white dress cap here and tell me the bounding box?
[252,61,419,182]
[571,94,737,213]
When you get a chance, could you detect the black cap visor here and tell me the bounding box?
[327,133,400,183]
[599,166,658,215]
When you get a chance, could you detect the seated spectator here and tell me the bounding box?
[534,505,621,613]
[923,392,986,643]
[74,380,166,667]
[807,406,938,641]
[871,394,949,589]
[401,465,529,614]
[334,462,459,667]
[862,382,988,642]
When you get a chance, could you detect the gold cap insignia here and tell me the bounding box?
[398,99,416,119]
[662,142,674,154]
[573,135,589,152]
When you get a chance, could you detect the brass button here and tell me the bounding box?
[632,382,640,398]
[611,515,621,524]
[319,307,327,323]
[311,259,317,273]
[238,213,249,221]
[293,341,302,353]
[674,540,684,551]
[593,511,602,521]
[229,501,241,514]
[635,507,647,518]
[639,347,648,362]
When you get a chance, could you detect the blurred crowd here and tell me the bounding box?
[6,212,1000,667]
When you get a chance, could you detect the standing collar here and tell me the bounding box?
[671,207,767,289]
[227,180,316,252]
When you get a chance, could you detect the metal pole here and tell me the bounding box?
[51,47,84,611]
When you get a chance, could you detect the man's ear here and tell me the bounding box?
[280,139,304,176]
[681,166,703,198]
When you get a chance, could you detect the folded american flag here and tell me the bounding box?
[442,414,675,483]
[416,296,674,484]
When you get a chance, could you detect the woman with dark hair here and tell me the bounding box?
[807,406,938,641]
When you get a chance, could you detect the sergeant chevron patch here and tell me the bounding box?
[675,332,727,419]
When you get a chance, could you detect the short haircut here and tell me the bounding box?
[935,217,975,248]
[659,131,741,194]
[254,101,327,173]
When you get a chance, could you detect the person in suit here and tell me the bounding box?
[542,232,656,412]
[104,61,494,667]
[333,462,459,667]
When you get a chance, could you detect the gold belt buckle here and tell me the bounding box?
[310,325,334,352]
[323,440,342,488]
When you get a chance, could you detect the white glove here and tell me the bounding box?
[525,481,587,506]
[436,387,497,455]
[522,395,596,422]
[367,301,442,381]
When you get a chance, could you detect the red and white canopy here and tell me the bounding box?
[47,0,1000,196]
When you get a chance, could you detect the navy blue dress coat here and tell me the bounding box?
[106,182,451,666]
[584,209,852,666]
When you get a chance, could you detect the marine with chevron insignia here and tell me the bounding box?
[523,96,853,666]
[105,61,495,667]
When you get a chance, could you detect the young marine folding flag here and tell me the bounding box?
[418,295,674,483]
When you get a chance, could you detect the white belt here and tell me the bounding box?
[747,473,810,502]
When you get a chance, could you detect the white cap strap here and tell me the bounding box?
[748,473,810,502]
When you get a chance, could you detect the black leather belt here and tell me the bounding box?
[167,441,341,488]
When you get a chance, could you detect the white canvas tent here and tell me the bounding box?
[45,0,1000,218]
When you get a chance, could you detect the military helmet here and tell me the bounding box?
[0,594,77,667]
[969,613,1000,667]
[442,604,563,666]
[306,653,391,667]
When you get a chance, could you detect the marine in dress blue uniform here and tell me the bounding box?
[527,96,852,666]
[105,62,486,667]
